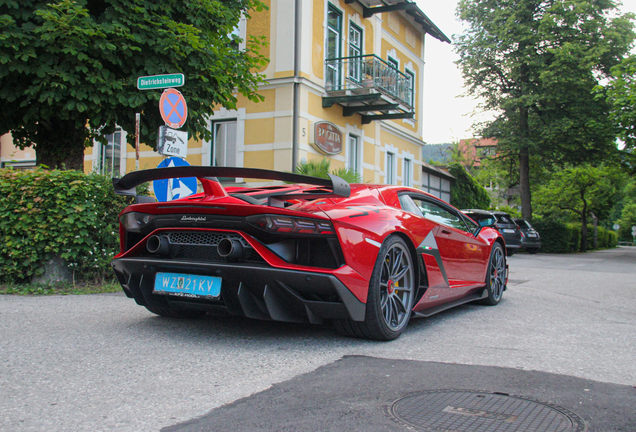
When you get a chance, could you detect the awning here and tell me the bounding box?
[345,0,451,43]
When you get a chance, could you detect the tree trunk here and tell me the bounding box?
[519,146,532,221]
[34,119,89,171]
[580,199,588,252]
[591,212,598,249]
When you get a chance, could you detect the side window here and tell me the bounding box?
[398,194,423,217]
[412,197,469,232]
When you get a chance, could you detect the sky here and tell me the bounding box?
[417,0,636,145]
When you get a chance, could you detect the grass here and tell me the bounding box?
[0,281,121,296]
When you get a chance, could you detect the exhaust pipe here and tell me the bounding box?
[147,235,169,255]
[217,238,243,259]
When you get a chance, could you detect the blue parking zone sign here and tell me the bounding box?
[153,157,198,202]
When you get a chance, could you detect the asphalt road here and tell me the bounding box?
[1,247,635,431]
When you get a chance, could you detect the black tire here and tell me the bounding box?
[144,304,205,319]
[334,236,415,341]
[506,248,516,256]
[527,248,540,255]
[478,242,506,306]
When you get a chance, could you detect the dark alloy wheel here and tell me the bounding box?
[479,242,506,306]
[334,235,415,341]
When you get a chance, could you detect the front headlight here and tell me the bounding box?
[120,212,154,232]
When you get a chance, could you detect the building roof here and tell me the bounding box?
[421,161,455,180]
[350,0,451,43]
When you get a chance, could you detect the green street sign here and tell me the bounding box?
[137,73,185,90]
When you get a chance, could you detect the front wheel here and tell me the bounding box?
[479,242,506,306]
[334,236,415,341]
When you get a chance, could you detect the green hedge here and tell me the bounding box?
[532,220,618,253]
[447,163,490,209]
[0,169,127,283]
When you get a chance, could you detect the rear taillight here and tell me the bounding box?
[120,212,154,232]
[247,215,335,235]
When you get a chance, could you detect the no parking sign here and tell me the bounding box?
[159,88,188,129]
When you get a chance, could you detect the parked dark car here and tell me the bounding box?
[462,209,522,256]
[514,218,541,254]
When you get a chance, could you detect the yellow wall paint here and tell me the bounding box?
[274,70,294,78]
[244,118,276,145]
[381,13,422,55]
[247,0,271,72]
[236,89,276,113]
[312,0,325,79]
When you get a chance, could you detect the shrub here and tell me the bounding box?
[0,168,127,283]
[295,159,362,183]
[447,163,490,209]
[532,219,572,253]
[608,230,618,248]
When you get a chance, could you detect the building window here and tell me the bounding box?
[386,152,395,185]
[387,56,399,95]
[100,128,122,177]
[405,69,415,107]
[326,5,342,90]
[403,159,412,187]
[348,23,362,82]
[211,120,237,167]
[348,134,360,174]
[229,24,240,50]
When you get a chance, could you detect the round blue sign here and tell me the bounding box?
[153,157,198,202]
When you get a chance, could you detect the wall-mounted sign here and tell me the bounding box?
[313,122,343,155]
[157,126,188,157]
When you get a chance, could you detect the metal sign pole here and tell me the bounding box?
[135,113,140,171]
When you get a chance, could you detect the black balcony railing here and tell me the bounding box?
[324,55,413,108]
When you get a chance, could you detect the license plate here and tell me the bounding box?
[527,233,537,237]
[153,272,221,299]
[502,229,516,233]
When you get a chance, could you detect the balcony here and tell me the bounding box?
[323,55,414,124]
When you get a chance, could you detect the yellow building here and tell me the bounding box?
[6,0,450,189]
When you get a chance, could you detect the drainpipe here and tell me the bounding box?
[291,0,301,172]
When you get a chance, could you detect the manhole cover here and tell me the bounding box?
[387,390,586,432]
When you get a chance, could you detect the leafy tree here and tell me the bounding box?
[533,164,624,251]
[447,163,491,209]
[602,55,636,150]
[617,203,636,241]
[455,0,635,221]
[0,0,268,170]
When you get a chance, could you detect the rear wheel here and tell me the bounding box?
[479,242,506,306]
[527,248,540,254]
[334,236,415,341]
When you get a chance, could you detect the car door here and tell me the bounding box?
[409,196,489,296]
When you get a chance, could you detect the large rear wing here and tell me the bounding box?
[112,166,350,206]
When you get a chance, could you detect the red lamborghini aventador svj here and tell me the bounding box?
[112,167,507,341]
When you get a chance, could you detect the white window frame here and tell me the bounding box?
[403,158,412,187]
[326,3,343,90]
[211,120,238,167]
[386,151,396,185]
[348,22,363,82]
[347,134,361,175]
